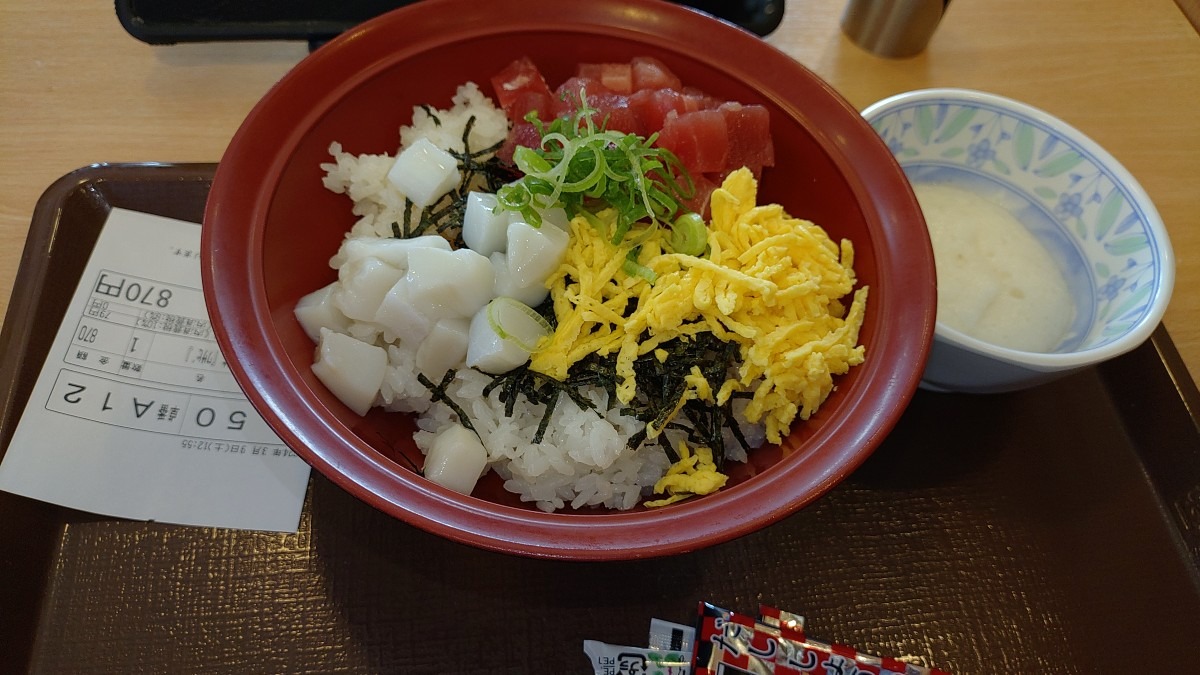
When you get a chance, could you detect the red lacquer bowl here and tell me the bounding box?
[201,0,935,560]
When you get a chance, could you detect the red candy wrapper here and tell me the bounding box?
[757,605,804,634]
[694,602,952,675]
[693,603,782,674]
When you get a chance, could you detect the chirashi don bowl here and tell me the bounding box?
[201,0,936,560]
[862,88,1174,394]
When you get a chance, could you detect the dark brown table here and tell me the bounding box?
[2,164,1198,674]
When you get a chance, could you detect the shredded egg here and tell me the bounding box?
[643,442,728,507]
[530,168,868,445]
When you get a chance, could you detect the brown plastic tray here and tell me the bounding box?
[2,163,1199,674]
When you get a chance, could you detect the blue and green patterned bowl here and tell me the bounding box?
[863,88,1174,393]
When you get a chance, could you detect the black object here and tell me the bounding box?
[115,0,786,49]
[3,163,1200,674]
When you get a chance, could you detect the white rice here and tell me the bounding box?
[411,368,669,511]
[316,82,761,512]
[321,82,510,241]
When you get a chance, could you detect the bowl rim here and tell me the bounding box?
[201,0,936,560]
[862,87,1176,371]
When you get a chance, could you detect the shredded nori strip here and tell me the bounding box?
[481,363,603,444]
[620,330,748,467]
[418,104,442,126]
[421,330,752,467]
[534,392,559,444]
[417,371,476,434]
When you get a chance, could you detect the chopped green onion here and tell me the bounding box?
[495,89,694,246]
[669,212,708,256]
[486,297,553,352]
[623,248,658,284]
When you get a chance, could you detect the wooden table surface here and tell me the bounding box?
[1,0,1198,381]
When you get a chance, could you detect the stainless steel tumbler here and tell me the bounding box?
[841,0,951,58]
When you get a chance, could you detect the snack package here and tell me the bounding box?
[769,628,951,675]
[649,618,697,655]
[694,602,952,675]
[584,639,692,675]
[583,616,696,674]
[757,605,804,634]
[693,602,779,674]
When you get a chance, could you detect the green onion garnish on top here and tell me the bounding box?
[495,89,697,248]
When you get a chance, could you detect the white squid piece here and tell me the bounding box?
[387,137,461,208]
[415,317,471,379]
[465,297,551,374]
[462,192,508,256]
[506,220,569,288]
[405,247,495,319]
[423,423,488,495]
[331,234,451,270]
[489,251,550,307]
[374,277,436,346]
[311,328,387,416]
[333,256,405,322]
[294,282,351,343]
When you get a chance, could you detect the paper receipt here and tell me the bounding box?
[0,208,310,532]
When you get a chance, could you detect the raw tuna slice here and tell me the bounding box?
[679,173,719,218]
[719,103,775,176]
[496,121,542,164]
[586,93,644,136]
[631,56,682,91]
[656,109,730,175]
[629,88,689,133]
[681,87,724,113]
[552,76,611,118]
[491,56,554,119]
[491,56,774,190]
[576,63,634,94]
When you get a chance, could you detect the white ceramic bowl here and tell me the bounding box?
[862,88,1174,393]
